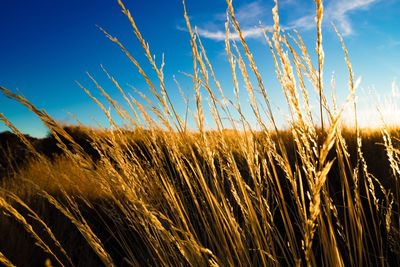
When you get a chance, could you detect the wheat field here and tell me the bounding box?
[0,0,399,266]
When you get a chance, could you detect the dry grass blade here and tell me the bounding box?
[315,0,324,131]
[0,190,73,266]
[0,0,398,266]
[226,0,278,131]
[0,251,16,267]
[0,196,65,267]
[42,192,115,267]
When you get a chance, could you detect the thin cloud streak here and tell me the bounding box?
[327,0,379,35]
[191,0,380,41]
[181,1,271,41]
[289,0,380,35]
[196,26,273,41]
[234,1,266,24]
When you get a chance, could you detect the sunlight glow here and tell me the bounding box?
[344,79,400,128]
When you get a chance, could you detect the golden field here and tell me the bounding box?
[0,0,399,266]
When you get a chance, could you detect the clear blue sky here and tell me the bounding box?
[1,0,399,136]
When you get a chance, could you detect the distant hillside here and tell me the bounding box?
[0,126,100,179]
[0,131,37,178]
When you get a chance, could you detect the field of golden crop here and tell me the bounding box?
[0,0,399,266]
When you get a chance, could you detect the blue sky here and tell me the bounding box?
[1,0,399,136]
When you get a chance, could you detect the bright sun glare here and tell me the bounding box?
[343,79,400,129]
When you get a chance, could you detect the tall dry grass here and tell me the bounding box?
[0,0,399,266]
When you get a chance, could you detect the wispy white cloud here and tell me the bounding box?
[182,0,380,42]
[289,0,380,35]
[327,0,379,35]
[287,15,314,31]
[196,26,272,41]
[181,1,271,41]
[234,1,266,25]
[280,0,298,7]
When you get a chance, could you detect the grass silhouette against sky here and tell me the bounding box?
[1,0,400,136]
[1,1,400,266]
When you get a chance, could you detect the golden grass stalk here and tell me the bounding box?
[0,190,73,266]
[0,196,65,266]
[0,0,398,266]
[315,0,325,131]
[42,191,115,267]
[0,251,15,267]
